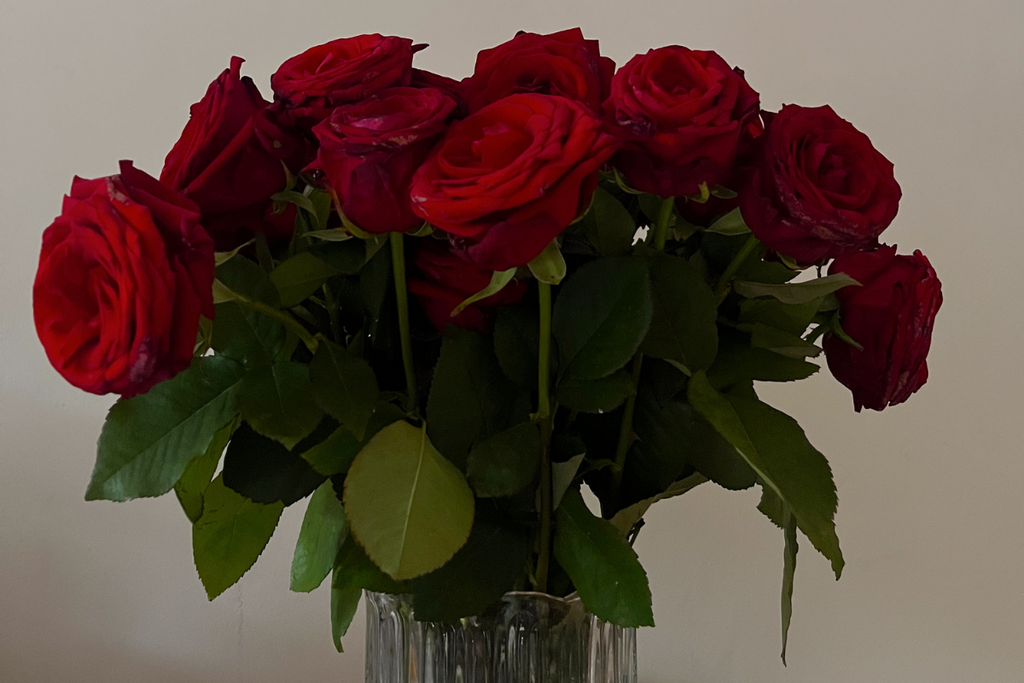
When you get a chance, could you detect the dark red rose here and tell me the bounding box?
[34,162,215,397]
[308,87,457,234]
[462,28,614,114]
[606,46,762,199]
[823,245,941,412]
[411,68,465,108]
[161,57,304,250]
[408,239,527,333]
[740,104,902,265]
[270,34,416,126]
[409,93,618,271]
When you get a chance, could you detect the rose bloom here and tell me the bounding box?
[824,245,942,412]
[410,93,618,271]
[411,68,465,108]
[161,57,305,250]
[462,28,614,114]
[408,239,527,333]
[740,104,902,265]
[270,34,416,125]
[309,86,457,234]
[34,162,215,397]
[606,45,762,198]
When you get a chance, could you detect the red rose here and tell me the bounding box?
[823,245,941,412]
[411,68,465,108]
[308,87,457,234]
[161,57,304,250]
[33,162,215,397]
[270,34,416,126]
[409,93,618,271]
[462,28,614,114]
[740,104,902,265]
[408,239,527,333]
[606,46,762,198]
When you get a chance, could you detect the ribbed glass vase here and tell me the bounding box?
[364,591,637,683]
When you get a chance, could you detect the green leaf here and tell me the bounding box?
[466,422,541,498]
[551,452,586,509]
[739,298,823,337]
[554,489,654,627]
[222,422,326,506]
[272,189,318,216]
[192,475,283,600]
[214,239,255,266]
[87,356,245,501]
[688,373,843,578]
[556,370,635,413]
[291,481,348,593]
[333,533,407,595]
[300,426,362,477]
[758,486,786,528]
[270,252,339,308]
[710,185,738,199]
[330,583,361,653]
[452,268,517,317]
[781,505,798,666]
[310,339,379,440]
[210,301,285,368]
[311,239,369,274]
[746,323,822,359]
[302,403,408,478]
[733,273,860,305]
[216,256,281,307]
[641,251,718,372]
[427,327,525,469]
[704,208,750,235]
[527,239,567,285]
[553,257,653,381]
[610,472,708,536]
[580,188,637,257]
[174,418,236,523]
[344,421,475,580]
[410,502,533,621]
[708,347,819,387]
[238,362,324,450]
[493,307,539,388]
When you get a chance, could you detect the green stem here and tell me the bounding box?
[235,297,318,354]
[611,353,644,504]
[610,197,676,508]
[390,232,418,414]
[323,283,342,344]
[536,281,554,593]
[651,196,675,251]
[713,234,760,301]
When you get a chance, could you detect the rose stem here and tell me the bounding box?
[713,234,760,302]
[535,280,554,594]
[233,296,318,354]
[611,196,675,508]
[389,232,418,414]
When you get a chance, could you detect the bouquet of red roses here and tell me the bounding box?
[32,29,941,659]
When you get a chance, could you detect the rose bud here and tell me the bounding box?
[308,86,457,234]
[270,34,416,127]
[408,239,527,333]
[740,104,902,266]
[462,28,614,114]
[410,93,618,271]
[161,57,307,250]
[823,245,942,411]
[33,162,215,397]
[606,46,762,198]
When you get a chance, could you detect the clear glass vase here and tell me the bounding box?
[364,591,637,683]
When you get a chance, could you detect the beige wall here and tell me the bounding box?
[2,1,1022,680]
